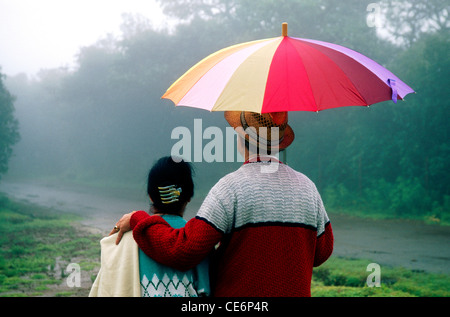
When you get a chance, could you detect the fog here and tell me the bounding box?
[1,0,449,220]
[0,0,169,76]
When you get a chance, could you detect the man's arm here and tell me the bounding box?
[313,187,334,267]
[131,211,223,271]
[314,222,334,267]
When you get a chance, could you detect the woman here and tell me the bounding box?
[98,156,210,297]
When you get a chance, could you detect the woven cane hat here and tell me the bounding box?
[224,111,295,150]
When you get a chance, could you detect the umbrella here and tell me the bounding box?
[162,23,414,113]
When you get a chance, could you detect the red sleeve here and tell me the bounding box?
[130,210,223,271]
[314,222,334,267]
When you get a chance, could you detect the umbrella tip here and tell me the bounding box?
[282,22,288,37]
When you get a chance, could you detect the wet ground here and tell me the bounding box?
[1,181,449,275]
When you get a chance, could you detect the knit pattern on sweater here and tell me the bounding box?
[196,162,329,235]
[140,273,197,297]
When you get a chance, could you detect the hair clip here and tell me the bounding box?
[158,185,182,204]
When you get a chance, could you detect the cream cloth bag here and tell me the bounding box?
[89,231,140,297]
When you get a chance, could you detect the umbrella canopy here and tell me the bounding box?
[162,23,414,114]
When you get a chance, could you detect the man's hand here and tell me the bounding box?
[109,211,137,245]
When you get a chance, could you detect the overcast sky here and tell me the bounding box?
[0,0,168,76]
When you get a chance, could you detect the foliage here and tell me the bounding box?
[0,70,20,180]
[2,0,449,222]
[379,0,449,47]
[312,257,450,297]
[291,29,449,221]
[0,195,101,296]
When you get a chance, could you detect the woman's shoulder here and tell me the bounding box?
[161,214,187,228]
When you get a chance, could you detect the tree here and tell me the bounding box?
[0,69,20,180]
[379,0,449,47]
[156,0,238,23]
[389,30,450,203]
[4,1,447,219]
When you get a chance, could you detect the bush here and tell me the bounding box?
[312,257,450,297]
[0,194,102,296]
[323,176,445,221]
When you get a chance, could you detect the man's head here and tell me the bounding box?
[224,111,295,158]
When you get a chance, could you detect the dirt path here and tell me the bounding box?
[1,181,449,275]
[329,213,450,274]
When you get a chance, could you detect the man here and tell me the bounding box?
[113,111,333,297]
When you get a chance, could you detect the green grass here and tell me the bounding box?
[0,194,102,296]
[0,193,448,297]
[312,257,450,297]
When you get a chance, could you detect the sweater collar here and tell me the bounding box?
[243,155,283,165]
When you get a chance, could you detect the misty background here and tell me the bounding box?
[1,0,449,221]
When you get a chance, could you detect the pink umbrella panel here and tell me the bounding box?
[162,35,414,114]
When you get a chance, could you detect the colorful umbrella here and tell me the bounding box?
[162,23,414,113]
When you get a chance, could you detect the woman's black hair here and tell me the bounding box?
[147,156,194,214]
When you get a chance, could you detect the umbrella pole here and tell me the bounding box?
[282,22,288,37]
